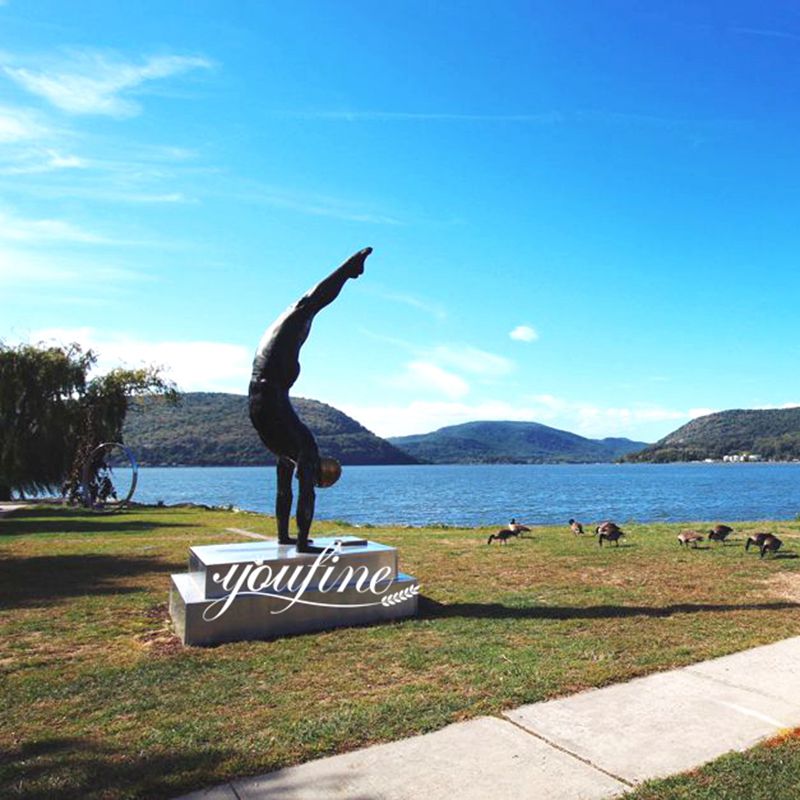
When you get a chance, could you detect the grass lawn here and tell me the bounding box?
[623,728,800,800]
[1,506,799,799]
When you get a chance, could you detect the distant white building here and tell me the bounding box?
[722,453,761,462]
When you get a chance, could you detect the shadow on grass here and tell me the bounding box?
[0,737,236,800]
[418,596,800,621]
[0,737,380,800]
[0,507,193,537]
[0,554,176,608]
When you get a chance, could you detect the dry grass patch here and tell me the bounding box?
[764,571,800,603]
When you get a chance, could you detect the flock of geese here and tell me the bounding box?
[487,518,784,558]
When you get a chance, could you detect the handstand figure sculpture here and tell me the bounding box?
[249,247,372,553]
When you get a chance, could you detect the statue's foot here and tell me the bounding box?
[345,246,372,279]
[296,542,325,554]
[278,536,314,546]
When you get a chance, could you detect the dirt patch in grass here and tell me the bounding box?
[764,572,800,603]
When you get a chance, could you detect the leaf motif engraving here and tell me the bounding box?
[381,584,420,607]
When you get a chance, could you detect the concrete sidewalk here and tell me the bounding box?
[179,636,800,800]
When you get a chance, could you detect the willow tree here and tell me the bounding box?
[0,342,177,501]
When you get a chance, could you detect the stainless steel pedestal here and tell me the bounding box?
[169,536,419,645]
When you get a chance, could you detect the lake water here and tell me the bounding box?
[115,463,800,527]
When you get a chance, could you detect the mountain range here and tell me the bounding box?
[122,394,800,466]
[388,420,647,464]
[122,392,417,466]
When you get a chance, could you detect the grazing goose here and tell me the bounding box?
[595,522,624,547]
[595,521,619,534]
[745,532,770,552]
[568,518,584,535]
[758,534,783,558]
[708,524,733,544]
[508,518,531,537]
[487,528,517,545]
[677,530,704,548]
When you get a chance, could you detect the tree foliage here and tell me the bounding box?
[0,342,177,500]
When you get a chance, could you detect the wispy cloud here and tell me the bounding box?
[241,185,402,225]
[0,210,109,244]
[30,327,251,393]
[2,50,212,117]
[369,334,515,402]
[387,361,470,400]
[509,324,538,342]
[342,395,712,440]
[0,104,51,142]
[430,344,514,377]
[341,399,539,438]
[278,109,739,134]
[280,110,563,124]
[527,394,710,438]
[733,27,800,44]
[364,286,447,320]
[0,246,143,288]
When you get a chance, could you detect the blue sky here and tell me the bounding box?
[2,1,800,442]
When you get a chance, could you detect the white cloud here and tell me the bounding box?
[341,399,539,438]
[0,105,49,142]
[431,344,514,376]
[0,246,144,290]
[365,287,447,320]
[342,395,706,441]
[375,338,514,403]
[243,185,402,225]
[30,327,251,393]
[281,110,562,124]
[0,211,107,243]
[3,51,212,117]
[45,150,85,169]
[747,402,800,412]
[510,324,538,342]
[687,407,717,419]
[388,361,470,400]
[523,394,707,439]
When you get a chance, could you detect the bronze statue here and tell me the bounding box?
[249,247,372,553]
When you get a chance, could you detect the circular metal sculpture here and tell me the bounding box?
[81,442,139,511]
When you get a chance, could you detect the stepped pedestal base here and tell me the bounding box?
[169,536,419,646]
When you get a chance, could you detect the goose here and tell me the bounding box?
[487,529,517,545]
[568,518,584,535]
[596,522,624,547]
[677,530,704,548]
[759,534,782,559]
[595,520,619,534]
[508,518,531,537]
[745,532,770,552]
[708,524,733,544]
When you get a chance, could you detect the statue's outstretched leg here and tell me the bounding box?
[298,247,371,317]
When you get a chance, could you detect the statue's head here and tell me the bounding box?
[317,457,342,488]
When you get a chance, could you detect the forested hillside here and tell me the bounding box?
[122,392,417,466]
[388,420,647,463]
[624,407,800,462]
